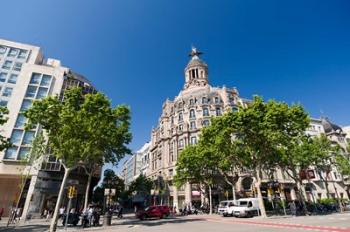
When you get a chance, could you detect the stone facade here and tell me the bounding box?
[146,47,350,209]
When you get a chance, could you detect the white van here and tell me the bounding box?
[218,200,237,216]
[231,198,260,217]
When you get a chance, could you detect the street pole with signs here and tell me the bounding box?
[65,186,77,230]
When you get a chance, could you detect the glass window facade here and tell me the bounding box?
[15,114,26,128]
[2,87,13,97]
[10,129,23,144]
[20,99,32,111]
[25,85,37,98]
[0,72,7,82]
[7,74,17,84]
[4,146,18,159]
[2,60,12,70]
[30,73,41,84]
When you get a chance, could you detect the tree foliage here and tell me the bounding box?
[24,87,132,232]
[0,107,11,151]
[128,174,153,195]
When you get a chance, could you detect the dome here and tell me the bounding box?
[185,57,208,69]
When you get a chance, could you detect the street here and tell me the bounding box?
[1,213,350,232]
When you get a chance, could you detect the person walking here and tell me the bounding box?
[289,201,297,217]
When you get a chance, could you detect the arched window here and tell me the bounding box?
[189,109,196,119]
[203,108,209,116]
[203,120,210,127]
[178,112,183,122]
[202,97,207,104]
[216,108,222,116]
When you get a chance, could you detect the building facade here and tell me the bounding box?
[147,47,350,209]
[0,39,97,218]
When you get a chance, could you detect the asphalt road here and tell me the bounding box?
[1,213,350,232]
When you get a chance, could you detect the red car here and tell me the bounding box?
[136,205,170,220]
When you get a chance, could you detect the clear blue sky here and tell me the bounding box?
[1,1,350,171]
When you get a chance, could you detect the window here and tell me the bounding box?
[25,85,37,98]
[10,130,23,144]
[40,75,52,87]
[178,139,184,148]
[190,121,196,130]
[13,62,22,71]
[178,124,183,131]
[2,87,13,97]
[0,72,7,82]
[18,147,31,160]
[0,100,8,107]
[22,131,35,145]
[15,114,26,128]
[189,99,194,105]
[8,48,18,57]
[202,97,207,104]
[4,146,18,159]
[203,120,210,127]
[20,99,32,111]
[36,87,48,99]
[0,46,6,54]
[18,50,28,59]
[190,136,197,145]
[178,112,183,122]
[215,97,219,103]
[7,74,17,84]
[216,108,222,116]
[30,73,41,84]
[189,109,196,119]
[2,60,12,69]
[203,108,209,116]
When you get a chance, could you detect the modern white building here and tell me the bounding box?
[0,39,97,218]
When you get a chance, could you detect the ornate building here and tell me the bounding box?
[148,48,247,207]
[147,47,350,209]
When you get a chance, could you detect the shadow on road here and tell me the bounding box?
[0,224,48,232]
[113,217,205,227]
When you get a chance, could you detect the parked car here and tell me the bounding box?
[231,198,260,218]
[218,200,237,216]
[136,205,170,220]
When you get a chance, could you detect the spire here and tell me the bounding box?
[184,46,208,89]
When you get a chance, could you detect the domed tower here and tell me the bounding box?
[184,47,209,89]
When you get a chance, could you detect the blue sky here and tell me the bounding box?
[1,0,350,172]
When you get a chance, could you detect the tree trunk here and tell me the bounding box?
[324,179,330,198]
[296,179,308,215]
[83,173,92,211]
[255,171,267,218]
[49,168,71,232]
[209,185,212,215]
[232,185,236,201]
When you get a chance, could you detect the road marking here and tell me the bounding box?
[202,217,350,232]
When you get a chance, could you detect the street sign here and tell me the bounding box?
[104,188,116,196]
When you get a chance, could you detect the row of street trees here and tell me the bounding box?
[175,96,350,216]
[24,88,132,232]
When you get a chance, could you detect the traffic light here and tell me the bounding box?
[68,186,77,198]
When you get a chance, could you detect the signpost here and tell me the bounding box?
[65,186,77,230]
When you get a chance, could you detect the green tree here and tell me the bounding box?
[0,107,11,151]
[128,174,153,196]
[229,96,310,217]
[101,169,125,203]
[79,92,131,210]
[25,88,131,232]
[336,143,350,176]
[199,114,240,201]
[175,144,218,214]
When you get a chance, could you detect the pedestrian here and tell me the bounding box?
[289,201,297,217]
[117,205,123,219]
[59,206,65,220]
[0,207,4,220]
